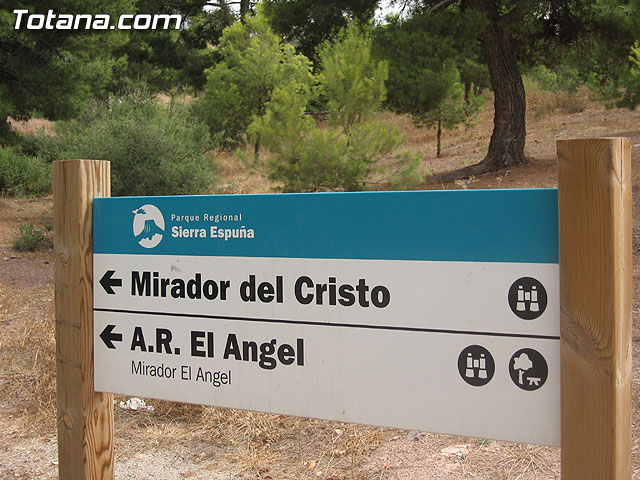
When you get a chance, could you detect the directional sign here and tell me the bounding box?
[99,324,122,349]
[99,270,122,295]
[93,190,560,446]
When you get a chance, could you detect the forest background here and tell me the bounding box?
[2,0,640,197]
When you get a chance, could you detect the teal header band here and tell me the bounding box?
[93,189,559,263]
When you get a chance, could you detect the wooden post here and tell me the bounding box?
[557,138,632,479]
[54,160,114,480]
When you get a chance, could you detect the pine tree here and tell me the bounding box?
[193,11,314,154]
[0,1,130,143]
[375,12,484,158]
[252,24,421,192]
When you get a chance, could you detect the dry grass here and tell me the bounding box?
[494,445,558,480]
[206,148,278,195]
[113,402,387,479]
[0,284,56,440]
[525,85,600,120]
[8,117,56,137]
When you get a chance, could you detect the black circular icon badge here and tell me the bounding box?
[508,277,547,320]
[509,348,548,391]
[458,345,495,387]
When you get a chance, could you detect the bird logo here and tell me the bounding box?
[132,204,165,248]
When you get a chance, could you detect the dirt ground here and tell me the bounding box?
[2,100,640,479]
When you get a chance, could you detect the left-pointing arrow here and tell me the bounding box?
[100,270,122,295]
[100,324,123,349]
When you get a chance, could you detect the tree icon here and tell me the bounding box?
[512,352,533,385]
[509,348,548,391]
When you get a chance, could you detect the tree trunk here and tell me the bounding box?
[436,114,442,158]
[254,137,260,159]
[480,0,526,169]
[240,0,251,23]
[431,0,526,183]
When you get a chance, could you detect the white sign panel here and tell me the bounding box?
[93,190,560,445]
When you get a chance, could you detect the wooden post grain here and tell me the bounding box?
[557,138,632,479]
[54,160,114,480]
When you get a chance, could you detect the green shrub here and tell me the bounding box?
[259,118,421,192]
[525,65,582,93]
[251,24,421,192]
[618,41,640,109]
[12,224,53,252]
[527,65,559,92]
[0,149,52,197]
[58,91,214,196]
[18,130,63,163]
[192,13,314,152]
[316,25,388,133]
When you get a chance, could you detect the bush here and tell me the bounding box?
[12,224,53,252]
[58,91,214,196]
[18,130,64,163]
[192,13,314,152]
[0,148,52,197]
[618,41,640,110]
[317,25,388,132]
[260,117,421,192]
[251,24,421,192]
[525,65,582,93]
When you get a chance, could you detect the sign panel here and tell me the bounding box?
[93,190,560,446]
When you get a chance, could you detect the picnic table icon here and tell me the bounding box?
[527,377,542,386]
